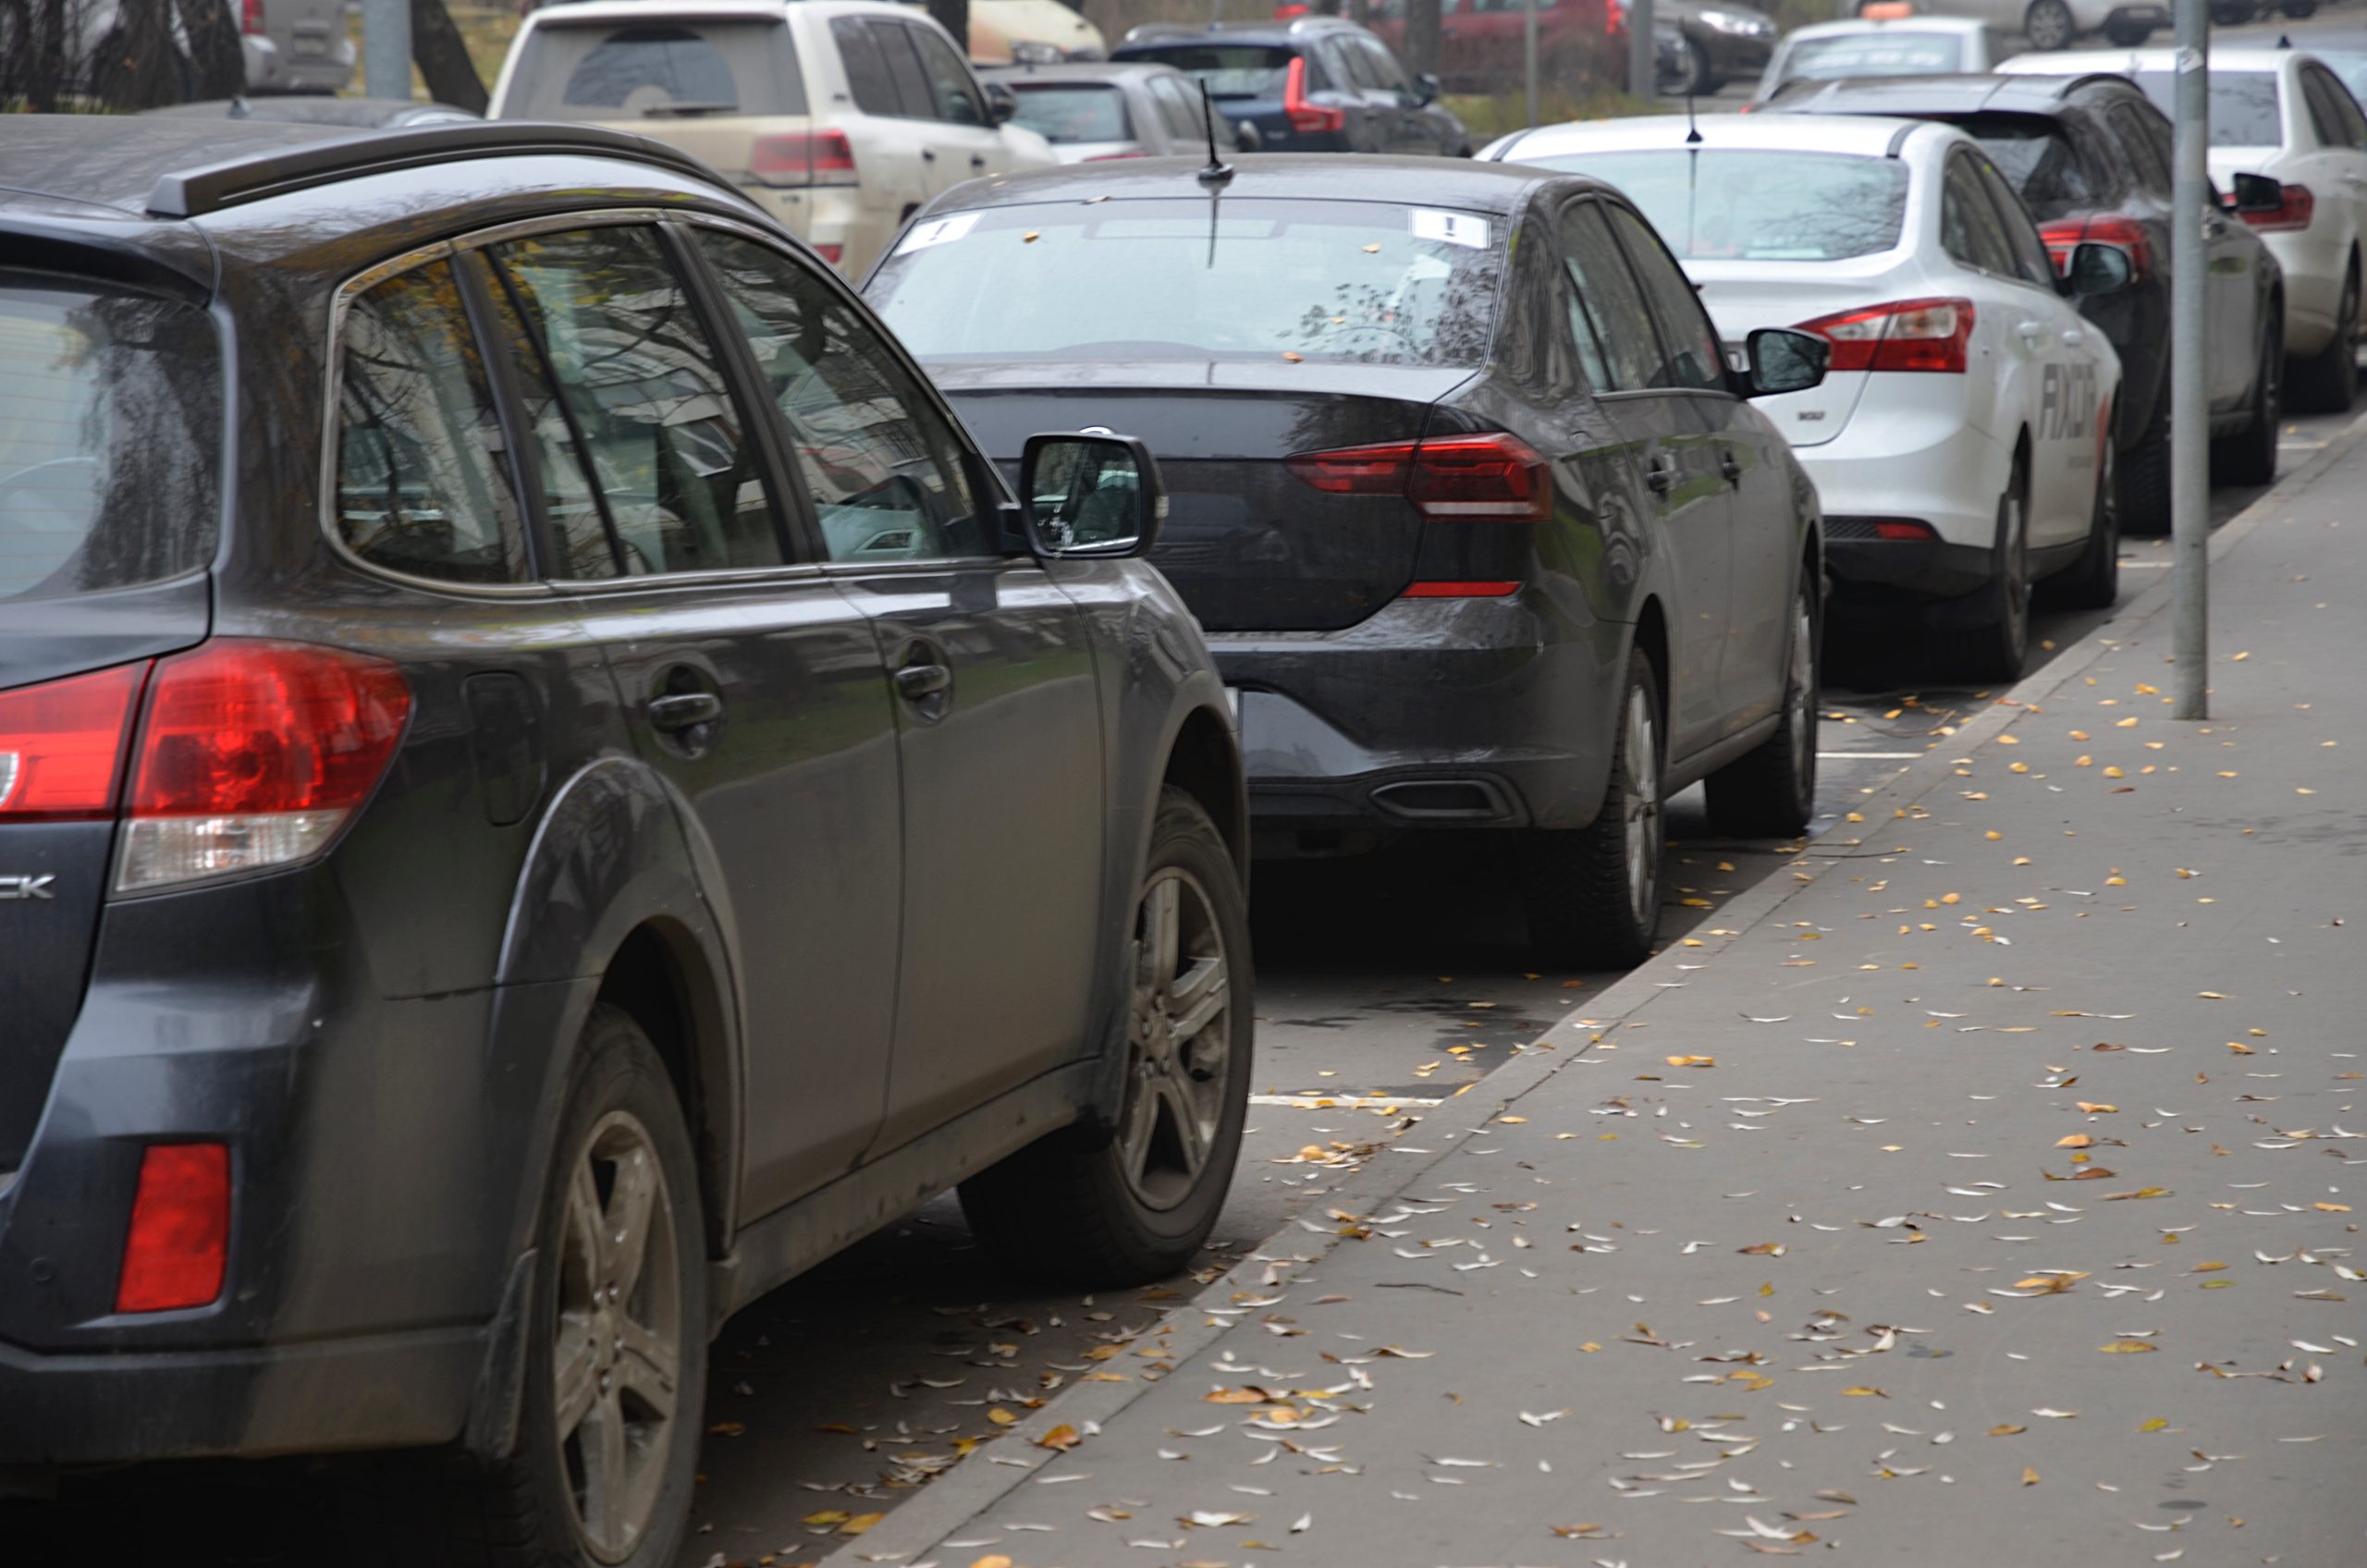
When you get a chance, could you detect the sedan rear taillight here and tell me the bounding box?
[1286,433,1551,523]
[2040,215,2152,278]
[1796,298,1973,374]
[1283,56,1345,134]
[2238,180,2314,232]
[0,661,148,821]
[117,640,411,893]
[751,129,859,188]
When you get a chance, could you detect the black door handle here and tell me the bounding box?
[922,148,937,162]
[895,664,951,701]
[1719,450,1743,484]
[971,154,987,169]
[1644,456,1675,495]
[647,692,723,732]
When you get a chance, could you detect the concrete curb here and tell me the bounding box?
[836,407,2367,1565]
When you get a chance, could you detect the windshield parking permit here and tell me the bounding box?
[897,212,981,254]
[1409,209,1489,250]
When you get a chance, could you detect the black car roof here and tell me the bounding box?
[939,154,1586,217]
[1774,72,2145,117]
[0,115,361,216]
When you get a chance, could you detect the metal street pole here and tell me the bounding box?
[363,0,411,102]
[2170,0,2209,718]
[1630,0,1655,107]
[1524,0,1539,129]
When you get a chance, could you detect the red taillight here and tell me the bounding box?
[1284,56,1345,134]
[1286,433,1551,523]
[2039,215,2152,278]
[0,662,148,822]
[239,0,263,34]
[117,641,411,892]
[1402,580,1521,597]
[1873,520,1937,541]
[2238,180,2313,232]
[751,129,858,189]
[117,1143,230,1315]
[813,242,845,266]
[1796,297,1973,374]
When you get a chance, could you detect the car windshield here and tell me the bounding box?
[2131,69,2281,145]
[1527,150,1909,261]
[1008,83,1133,143]
[0,278,220,604]
[500,21,807,119]
[1780,31,1966,82]
[1957,116,2095,221]
[1115,44,1295,99]
[868,198,1502,367]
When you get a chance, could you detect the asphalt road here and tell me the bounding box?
[8,410,2352,1568]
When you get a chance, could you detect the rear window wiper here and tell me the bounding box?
[642,101,741,118]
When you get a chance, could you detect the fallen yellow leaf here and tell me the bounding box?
[2022,1466,2042,1486]
[2098,1341,2158,1354]
[840,1513,885,1536]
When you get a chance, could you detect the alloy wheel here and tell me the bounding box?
[1120,867,1235,1212]
[1784,594,1815,802]
[1999,492,2030,664]
[1621,681,1662,929]
[553,1110,683,1563]
[2025,0,2073,49]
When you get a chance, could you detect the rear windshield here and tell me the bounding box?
[1114,44,1296,100]
[0,279,220,604]
[1008,82,1133,143]
[501,21,806,120]
[869,198,1502,367]
[1528,150,1909,261]
[1961,117,2095,221]
[2132,70,2280,145]
[1779,31,1965,82]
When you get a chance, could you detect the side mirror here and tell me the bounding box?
[1020,433,1166,557]
[1742,327,1830,398]
[1414,71,1441,106]
[2231,170,2284,212]
[1234,118,1263,152]
[984,80,1019,127]
[2061,239,2134,297]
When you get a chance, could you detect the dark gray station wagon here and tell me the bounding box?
[0,116,1247,1568]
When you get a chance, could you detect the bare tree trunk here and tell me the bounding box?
[411,0,488,111]
[1404,0,1441,77]
[98,0,187,109]
[926,0,969,55]
[174,0,245,99]
[31,0,69,111]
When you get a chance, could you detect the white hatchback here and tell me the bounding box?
[491,0,1058,278]
[1481,113,2129,681]
[2001,46,2367,410]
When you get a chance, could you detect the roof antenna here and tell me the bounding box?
[1196,80,1235,187]
[1685,82,1703,145]
[228,95,251,118]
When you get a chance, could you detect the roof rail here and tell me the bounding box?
[146,121,733,220]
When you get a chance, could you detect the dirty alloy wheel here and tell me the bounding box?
[2287,267,2358,414]
[1703,575,1819,839]
[1935,469,2030,685]
[2024,0,2076,49]
[1521,650,1663,970]
[2213,313,2283,487]
[2041,435,2119,611]
[960,788,1251,1288]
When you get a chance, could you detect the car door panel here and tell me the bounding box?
[902,19,1009,185]
[1978,154,2103,548]
[483,224,904,1219]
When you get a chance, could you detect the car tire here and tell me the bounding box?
[2116,408,2173,537]
[2210,0,2256,21]
[351,1005,706,1568]
[2103,20,2154,43]
[959,787,1251,1289]
[2039,435,2119,611]
[2024,0,2076,50]
[2284,0,2318,17]
[1521,648,1663,970]
[1934,463,2030,685]
[2212,311,2283,488]
[2286,265,2358,414]
[1703,573,1819,840]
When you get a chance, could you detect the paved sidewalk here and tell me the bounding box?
[851,437,2367,1568]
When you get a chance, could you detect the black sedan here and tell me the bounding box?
[866,157,1832,964]
[1112,17,1469,157]
[1616,0,1781,97]
[1774,71,2287,526]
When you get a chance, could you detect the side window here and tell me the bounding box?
[334,259,531,584]
[1153,76,1204,143]
[1359,38,1414,97]
[1941,154,2014,276]
[469,252,624,580]
[488,226,784,577]
[1977,158,2057,288]
[2321,67,2367,147]
[831,17,901,117]
[1606,203,1728,392]
[864,18,936,119]
[908,23,987,126]
[693,230,989,562]
[2110,103,2173,198]
[2300,69,2346,147]
[1555,202,1663,394]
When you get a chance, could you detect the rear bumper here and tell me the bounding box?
[1798,399,2005,557]
[738,184,889,275]
[1209,591,1621,843]
[1823,523,1999,602]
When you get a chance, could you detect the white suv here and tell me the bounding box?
[491,0,1057,276]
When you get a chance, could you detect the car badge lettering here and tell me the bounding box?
[0,875,57,901]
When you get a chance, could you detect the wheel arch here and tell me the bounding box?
[595,919,740,1260]
[1160,703,1248,886]
[1631,594,1671,717]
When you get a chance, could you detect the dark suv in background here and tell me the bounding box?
[1113,16,1471,157]
[0,115,1247,1568]
[1775,70,2288,527]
